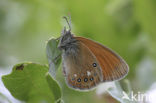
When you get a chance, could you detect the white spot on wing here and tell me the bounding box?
[74,74,77,77]
[87,71,91,76]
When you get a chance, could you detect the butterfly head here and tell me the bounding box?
[58,16,77,50]
[58,27,77,50]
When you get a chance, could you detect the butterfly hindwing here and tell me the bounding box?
[75,37,129,82]
[62,41,103,90]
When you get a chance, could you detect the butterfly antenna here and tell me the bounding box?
[63,16,71,31]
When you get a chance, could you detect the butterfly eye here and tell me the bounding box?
[84,78,88,82]
[77,78,81,82]
[90,77,94,81]
[92,63,97,67]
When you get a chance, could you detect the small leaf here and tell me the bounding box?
[46,73,62,102]
[46,38,62,78]
[1,63,61,103]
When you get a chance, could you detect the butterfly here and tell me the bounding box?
[58,17,129,91]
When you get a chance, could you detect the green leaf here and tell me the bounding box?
[46,38,62,78]
[46,73,62,103]
[1,63,61,103]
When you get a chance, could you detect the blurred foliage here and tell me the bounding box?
[0,0,156,103]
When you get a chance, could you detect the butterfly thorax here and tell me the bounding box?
[58,30,80,56]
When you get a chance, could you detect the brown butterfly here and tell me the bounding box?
[58,17,129,91]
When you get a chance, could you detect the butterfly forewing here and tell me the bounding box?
[75,37,129,82]
[62,41,103,90]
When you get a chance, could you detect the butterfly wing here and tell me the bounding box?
[75,37,129,82]
[62,41,103,90]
